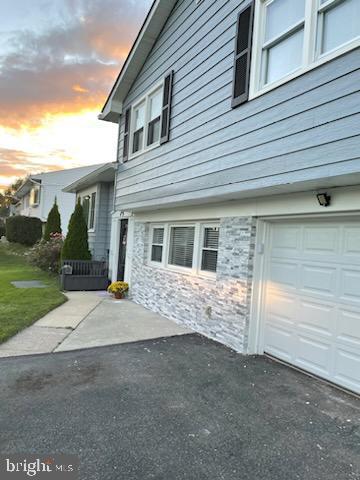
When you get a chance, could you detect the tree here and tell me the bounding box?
[0,178,25,217]
[61,200,91,260]
[43,198,62,241]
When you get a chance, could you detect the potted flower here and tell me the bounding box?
[107,281,129,299]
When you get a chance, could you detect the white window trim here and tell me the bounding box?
[129,80,164,160]
[198,223,221,279]
[148,224,167,267]
[249,0,360,100]
[148,221,220,278]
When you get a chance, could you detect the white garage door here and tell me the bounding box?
[263,218,360,394]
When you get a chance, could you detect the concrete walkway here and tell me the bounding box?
[0,292,191,357]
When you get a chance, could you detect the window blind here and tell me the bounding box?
[201,227,219,272]
[169,226,195,268]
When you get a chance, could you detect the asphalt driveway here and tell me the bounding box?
[0,334,359,480]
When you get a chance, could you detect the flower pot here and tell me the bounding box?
[114,291,123,299]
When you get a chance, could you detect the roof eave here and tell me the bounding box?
[99,0,177,124]
[15,177,41,198]
[62,163,117,193]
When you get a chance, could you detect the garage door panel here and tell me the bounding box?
[303,226,339,254]
[298,300,334,337]
[263,219,360,394]
[271,226,300,253]
[343,226,360,258]
[334,348,360,393]
[340,269,360,303]
[267,292,296,324]
[300,265,337,298]
[336,309,360,348]
[264,323,294,362]
[295,335,332,376]
[269,261,298,289]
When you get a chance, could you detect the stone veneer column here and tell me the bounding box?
[130,217,257,353]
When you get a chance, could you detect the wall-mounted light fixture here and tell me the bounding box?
[317,192,331,207]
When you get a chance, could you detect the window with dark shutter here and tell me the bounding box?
[232,1,255,108]
[160,70,174,144]
[122,107,131,162]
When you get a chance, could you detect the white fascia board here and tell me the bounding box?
[98,99,123,122]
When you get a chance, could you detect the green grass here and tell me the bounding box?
[0,243,66,343]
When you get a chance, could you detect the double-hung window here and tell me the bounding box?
[147,89,162,146]
[148,222,220,275]
[132,102,145,154]
[200,226,220,273]
[261,0,306,85]
[126,72,173,159]
[131,93,158,155]
[250,0,360,97]
[150,226,165,263]
[317,0,359,56]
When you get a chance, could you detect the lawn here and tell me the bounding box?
[0,243,66,343]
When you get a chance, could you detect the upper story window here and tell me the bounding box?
[132,102,145,154]
[130,86,162,156]
[249,0,360,98]
[122,71,174,162]
[262,0,305,85]
[317,0,359,55]
[232,0,360,106]
[147,88,162,146]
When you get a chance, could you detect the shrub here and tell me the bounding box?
[61,200,91,260]
[0,218,5,238]
[6,216,43,246]
[27,233,64,273]
[43,199,62,241]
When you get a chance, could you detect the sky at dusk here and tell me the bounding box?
[0,0,152,191]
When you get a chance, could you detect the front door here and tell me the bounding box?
[117,219,128,281]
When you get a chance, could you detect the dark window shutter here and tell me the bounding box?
[160,70,174,144]
[232,1,254,108]
[122,107,131,162]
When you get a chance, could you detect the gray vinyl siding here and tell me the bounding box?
[115,0,360,210]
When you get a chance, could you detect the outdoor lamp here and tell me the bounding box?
[317,193,331,207]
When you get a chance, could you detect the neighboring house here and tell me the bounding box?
[14,165,103,234]
[100,0,360,394]
[63,163,116,264]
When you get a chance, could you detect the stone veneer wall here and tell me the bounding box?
[130,217,257,352]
